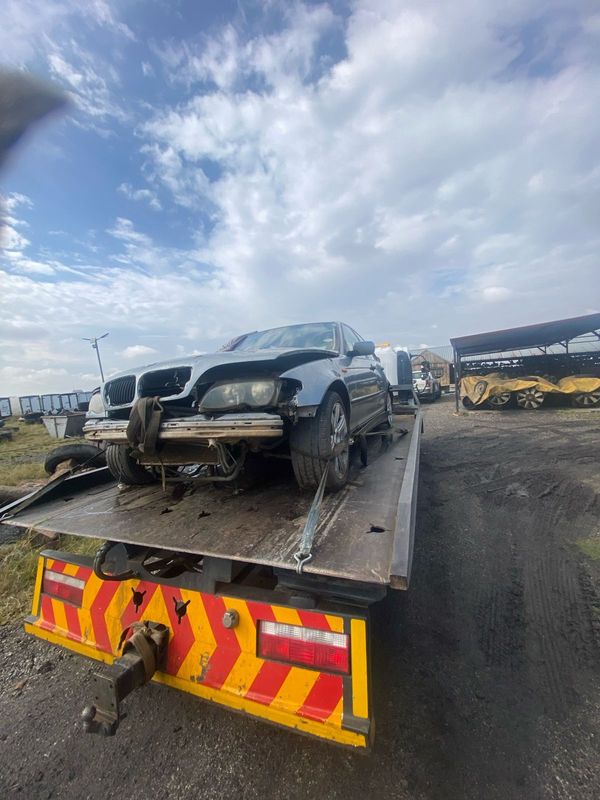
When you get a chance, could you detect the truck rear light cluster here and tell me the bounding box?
[258,621,350,674]
[42,569,85,607]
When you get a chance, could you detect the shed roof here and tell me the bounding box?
[451,313,600,359]
[412,346,453,362]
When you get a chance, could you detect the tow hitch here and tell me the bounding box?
[81,621,169,736]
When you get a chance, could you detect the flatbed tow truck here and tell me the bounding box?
[0,408,421,750]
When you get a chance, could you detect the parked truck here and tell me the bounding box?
[0,403,421,750]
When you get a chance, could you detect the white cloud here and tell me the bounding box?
[107,217,152,247]
[47,49,127,125]
[4,192,33,213]
[118,183,162,211]
[141,0,600,345]
[2,0,600,393]
[482,286,512,302]
[120,345,158,359]
[0,0,133,64]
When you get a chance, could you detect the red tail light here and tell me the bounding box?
[258,621,350,674]
[42,569,85,607]
[425,379,431,388]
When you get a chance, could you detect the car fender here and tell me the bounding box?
[279,360,351,416]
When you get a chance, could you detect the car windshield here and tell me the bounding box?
[230,323,337,352]
[413,371,426,379]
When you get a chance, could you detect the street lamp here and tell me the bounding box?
[83,332,109,383]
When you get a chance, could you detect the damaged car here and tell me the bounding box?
[84,321,392,492]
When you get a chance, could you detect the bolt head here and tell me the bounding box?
[222,609,239,629]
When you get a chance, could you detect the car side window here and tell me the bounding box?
[342,325,362,354]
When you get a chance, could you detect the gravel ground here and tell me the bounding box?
[1,395,599,800]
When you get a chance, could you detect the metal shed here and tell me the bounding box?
[411,346,455,391]
[450,313,600,412]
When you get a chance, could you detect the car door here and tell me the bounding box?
[340,325,385,428]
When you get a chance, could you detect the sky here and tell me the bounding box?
[1,0,599,395]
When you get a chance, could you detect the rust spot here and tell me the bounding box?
[191,652,211,683]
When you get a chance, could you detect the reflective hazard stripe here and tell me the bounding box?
[28,555,370,748]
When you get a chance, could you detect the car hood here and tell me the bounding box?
[103,347,338,407]
[108,348,337,380]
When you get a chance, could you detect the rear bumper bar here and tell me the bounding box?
[26,550,371,748]
[84,413,284,444]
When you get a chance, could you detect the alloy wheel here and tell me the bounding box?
[386,392,394,427]
[489,392,511,408]
[330,402,349,479]
[516,389,545,410]
[573,390,600,408]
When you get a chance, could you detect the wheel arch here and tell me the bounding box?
[280,360,351,417]
[327,379,351,418]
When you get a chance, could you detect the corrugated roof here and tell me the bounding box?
[451,313,600,359]
[412,346,453,362]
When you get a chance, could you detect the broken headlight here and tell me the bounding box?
[200,380,280,412]
[87,390,105,415]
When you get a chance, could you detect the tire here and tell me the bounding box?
[105,444,156,485]
[290,390,350,492]
[44,443,106,475]
[384,391,394,428]
[488,391,511,409]
[573,390,600,408]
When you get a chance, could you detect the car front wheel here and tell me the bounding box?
[290,390,350,492]
[105,444,156,485]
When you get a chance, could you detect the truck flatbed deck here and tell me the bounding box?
[2,415,420,588]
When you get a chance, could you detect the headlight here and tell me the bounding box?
[200,380,279,412]
[88,391,105,415]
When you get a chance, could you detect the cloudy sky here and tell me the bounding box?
[1,0,599,395]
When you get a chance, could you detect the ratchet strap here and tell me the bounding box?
[126,397,164,456]
[293,462,330,574]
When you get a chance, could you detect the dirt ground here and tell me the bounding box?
[1,395,599,800]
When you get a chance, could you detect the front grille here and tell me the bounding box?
[104,376,136,407]
[138,367,192,398]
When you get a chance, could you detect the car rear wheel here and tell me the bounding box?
[290,390,350,492]
[105,444,156,485]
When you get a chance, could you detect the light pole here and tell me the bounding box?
[83,332,109,383]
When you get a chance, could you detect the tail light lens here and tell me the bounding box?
[425,379,431,388]
[42,569,85,607]
[258,621,350,674]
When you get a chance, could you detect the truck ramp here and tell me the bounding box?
[2,415,421,588]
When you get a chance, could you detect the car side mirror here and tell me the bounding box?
[352,340,375,356]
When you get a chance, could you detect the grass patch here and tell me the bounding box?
[0,534,101,625]
[0,462,47,486]
[575,537,600,561]
[0,417,86,486]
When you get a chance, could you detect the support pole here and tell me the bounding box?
[454,348,460,413]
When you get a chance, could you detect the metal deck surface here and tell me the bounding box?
[2,415,420,587]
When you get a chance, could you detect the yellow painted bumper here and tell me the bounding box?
[25,552,372,748]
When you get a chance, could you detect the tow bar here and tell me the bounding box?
[81,621,169,736]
